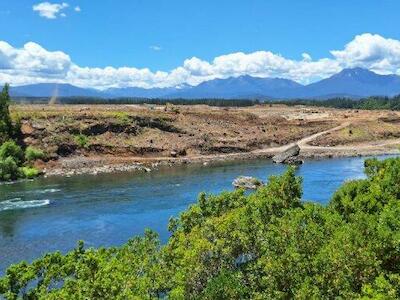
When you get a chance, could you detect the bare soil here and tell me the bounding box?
[11,104,400,175]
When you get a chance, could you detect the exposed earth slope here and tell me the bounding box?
[11,104,400,175]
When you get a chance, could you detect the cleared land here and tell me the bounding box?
[11,104,400,175]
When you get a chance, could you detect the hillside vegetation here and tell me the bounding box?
[280,94,400,111]
[0,84,42,181]
[1,157,400,299]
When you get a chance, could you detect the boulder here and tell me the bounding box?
[21,123,34,135]
[272,144,300,164]
[284,156,304,165]
[233,176,263,190]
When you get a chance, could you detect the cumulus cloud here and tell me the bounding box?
[74,6,81,12]
[0,41,71,73]
[331,33,400,74]
[1,33,400,89]
[33,2,69,19]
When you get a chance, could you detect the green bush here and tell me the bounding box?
[2,158,400,298]
[20,166,40,179]
[0,156,20,181]
[113,111,131,125]
[0,84,43,182]
[74,134,89,149]
[0,140,24,164]
[25,146,45,162]
[0,142,42,181]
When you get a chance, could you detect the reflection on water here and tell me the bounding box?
[0,155,395,273]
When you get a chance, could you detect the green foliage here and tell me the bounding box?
[20,166,40,179]
[0,84,41,182]
[14,96,261,107]
[0,83,13,142]
[74,134,89,149]
[25,146,45,162]
[0,141,41,181]
[2,158,400,298]
[274,94,400,111]
[0,141,24,164]
[113,111,131,125]
[0,141,25,181]
[330,158,400,220]
[0,156,20,181]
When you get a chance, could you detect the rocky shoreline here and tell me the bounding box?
[42,146,400,178]
[11,104,400,179]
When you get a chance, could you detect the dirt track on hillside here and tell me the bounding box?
[45,120,400,177]
[11,104,400,176]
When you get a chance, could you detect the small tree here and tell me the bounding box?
[0,83,13,141]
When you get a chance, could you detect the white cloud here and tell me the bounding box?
[150,45,162,51]
[331,33,400,74]
[0,41,71,86]
[33,2,69,19]
[74,6,81,12]
[302,53,312,62]
[1,33,400,89]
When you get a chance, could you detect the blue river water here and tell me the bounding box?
[0,155,392,274]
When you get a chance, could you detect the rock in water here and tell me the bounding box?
[233,176,263,190]
[284,156,304,165]
[272,144,301,164]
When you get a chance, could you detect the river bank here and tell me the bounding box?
[43,144,400,177]
[8,103,400,177]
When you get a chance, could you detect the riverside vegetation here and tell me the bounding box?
[1,157,400,299]
[0,84,43,181]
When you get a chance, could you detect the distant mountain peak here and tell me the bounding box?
[9,68,400,100]
[303,67,400,98]
[335,67,373,77]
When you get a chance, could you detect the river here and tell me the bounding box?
[0,155,391,274]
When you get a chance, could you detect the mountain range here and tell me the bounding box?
[9,68,400,100]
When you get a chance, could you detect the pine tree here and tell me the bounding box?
[0,83,13,141]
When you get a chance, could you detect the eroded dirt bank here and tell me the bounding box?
[11,104,400,176]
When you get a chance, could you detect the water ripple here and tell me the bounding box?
[0,198,50,212]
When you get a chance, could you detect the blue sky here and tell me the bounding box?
[0,0,400,88]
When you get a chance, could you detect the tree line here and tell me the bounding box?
[13,96,261,107]
[274,94,400,110]
[12,93,400,110]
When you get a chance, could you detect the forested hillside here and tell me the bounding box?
[1,157,400,299]
[281,94,400,111]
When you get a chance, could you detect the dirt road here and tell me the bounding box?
[47,121,400,177]
[254,121,400,156]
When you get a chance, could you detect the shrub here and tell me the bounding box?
[0,142,42,181]
[0,140,24,164]
[20,166,40,179]
[74,134,89,149]
[25,146,45,162]
[0,156,20,181]
[3,158,400,298]
[113,112,131,124]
